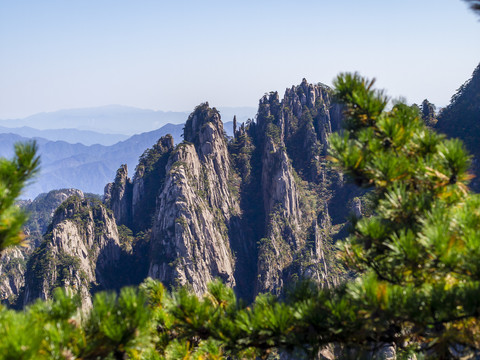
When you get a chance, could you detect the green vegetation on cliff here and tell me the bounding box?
[436,63,480,191]
[133,136,173,232]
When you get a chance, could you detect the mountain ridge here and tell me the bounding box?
[0,122,227,199]
[0,126,129,146]
[7,64,480,308]
[0,105,255,135]
[15,79,346,306]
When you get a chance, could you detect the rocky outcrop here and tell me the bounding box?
[253,80,342,295]
[0,248,26,305]
[21,195,121,308]
[132,135,174,232]
[17,80,346,306]
[254,92,303,294]
[148,104,239,294]
[306,213,338,288]
[0,188,85,306]
[104,164,132,227]
[104,136,174,232]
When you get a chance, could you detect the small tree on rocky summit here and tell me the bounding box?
[420,98,437,127]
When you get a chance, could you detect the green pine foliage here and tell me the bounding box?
[0,141,39,252]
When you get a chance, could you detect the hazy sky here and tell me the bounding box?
[1,0,479,119]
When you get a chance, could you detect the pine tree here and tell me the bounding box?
[420,98,437,127]
[0,141,39,254]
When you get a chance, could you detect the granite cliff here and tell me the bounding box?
[0,189,85,305]
[11,79,350,306]
[20,195,122,307]
[102,80,346,300]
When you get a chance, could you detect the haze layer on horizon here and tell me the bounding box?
[1,0,479,119]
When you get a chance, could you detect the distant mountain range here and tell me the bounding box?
[0,105,255,135]
[0,121,234,199]
[0,104,248,198]
[0,126,129,146]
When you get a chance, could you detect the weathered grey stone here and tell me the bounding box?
[22,196,121,308]
[148,104,238,295]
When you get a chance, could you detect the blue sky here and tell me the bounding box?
[0,0,479,119]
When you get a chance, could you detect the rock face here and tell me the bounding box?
[0,248,26,305]
[252,80,342,294]
[17,79,348,306]
[148,104,239,294]
[0,188,85,306]
[104,164,132,227]
[20,195,121,307]
[105,136,174,232]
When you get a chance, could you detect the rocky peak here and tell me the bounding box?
[149,103,239,294]
[256,92,282,138]
[436,62,480,191]
[16,79,346,307]
[131,135,174,232]
[183,103,226,156]
[21,195,121,308]
[104,164,133,227]
[248,79,346,294]
[51,194,85,225]
[0,188,86,306]
[160,134,174,149]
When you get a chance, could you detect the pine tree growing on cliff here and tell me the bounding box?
[420,98,437,126]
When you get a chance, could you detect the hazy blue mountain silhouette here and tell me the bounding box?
[0,126,129,146]
[0,105,254,135]
[0,121,234,199]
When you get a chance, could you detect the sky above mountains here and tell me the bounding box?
[1,0,479,119]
